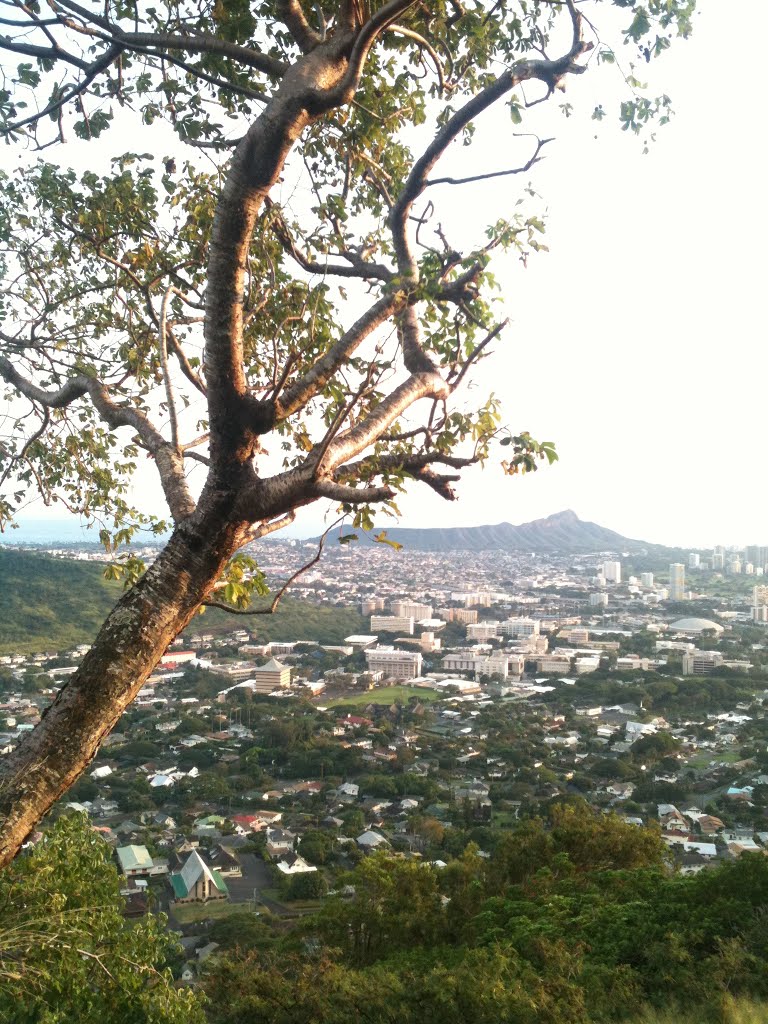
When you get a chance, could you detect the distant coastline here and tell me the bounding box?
[0,519,167,547]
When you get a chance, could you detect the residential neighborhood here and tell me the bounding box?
[3,536,768,985]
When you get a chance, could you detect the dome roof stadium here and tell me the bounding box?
[668,617,724,634]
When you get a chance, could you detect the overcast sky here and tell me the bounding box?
[4,0,766,548]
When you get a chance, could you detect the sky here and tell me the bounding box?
[3,0,767,548]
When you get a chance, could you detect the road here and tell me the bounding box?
[225,852,291,916]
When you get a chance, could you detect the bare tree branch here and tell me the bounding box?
[53,0,288,76]
[389,5,590,277]
[203,514,344,615]
[266,198,392,281]
[274,292,405,420]
[448,318,508,390]
[426,136,552,188]
[276,0,322,54]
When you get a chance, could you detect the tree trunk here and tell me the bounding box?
[0,500,248,868]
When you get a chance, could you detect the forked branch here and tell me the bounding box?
[203,515,344,615]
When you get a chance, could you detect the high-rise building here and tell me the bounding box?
[711,552,724,570]
[668,563,686,601]
[589,592,609,607]
[746,546,767,571]
[688,553,700,569]
[753,585,768,608]
[602,560,621,583]
[640,572,654,587]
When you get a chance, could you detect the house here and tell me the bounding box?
[207,844,242,876]
[276,852,318,875]
[265,828,296,858]
[337,782,360,800]
[170,849,229,904]
[356,830,390,851]
[697,814,725,834]
[606,782,635,799]
[116,845,168,878]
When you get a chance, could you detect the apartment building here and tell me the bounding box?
[437,608,479,625]
[370,615,415,635]
[364,646,423,679]
[498,617,540,638]
[602,560,621,583]
[391,600,433,620]
[669,563,686,602]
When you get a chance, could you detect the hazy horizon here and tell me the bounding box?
[3,0,766,551]
[4,509,766,551]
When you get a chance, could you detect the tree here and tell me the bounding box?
[0,813,204,1023]
[0,0,694,865]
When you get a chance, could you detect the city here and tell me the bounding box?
[2,525,768,999]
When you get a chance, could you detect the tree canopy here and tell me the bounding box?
[0,0,695,865]
[0,813,205,1022]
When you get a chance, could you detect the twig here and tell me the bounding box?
[203,516,345,615]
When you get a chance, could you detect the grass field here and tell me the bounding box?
[170,900,250,925]
[324,686,442,707]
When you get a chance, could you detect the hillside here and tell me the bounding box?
[0,549,122,655]
[0,548,365,655]
[331,509,664,553]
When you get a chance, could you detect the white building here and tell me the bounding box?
[391,600,433,620]
[602,560,621,584]
[589,593,609,607]
[640,572,654,587]
[466,622,499,640]
[498,617,540,638]
[364,646,423,679]
[371,615,415,635]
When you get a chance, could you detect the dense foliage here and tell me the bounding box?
[0,815,204,1024]
[0,548,365,654]
[204,804,768,1024]
[0,549,121,655]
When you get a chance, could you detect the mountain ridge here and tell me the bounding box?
[324,510,668,553]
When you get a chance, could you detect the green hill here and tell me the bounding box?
[0,548,365,655]
[0,548,121,655]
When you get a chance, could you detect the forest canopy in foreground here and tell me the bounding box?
[6,808,768,1024]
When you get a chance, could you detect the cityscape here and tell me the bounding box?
[3,515,768,1009]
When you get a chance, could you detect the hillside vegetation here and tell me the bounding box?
[0,549,121,655]
[0,548,365,654]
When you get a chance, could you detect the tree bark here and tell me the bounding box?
[0,500,249,868]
